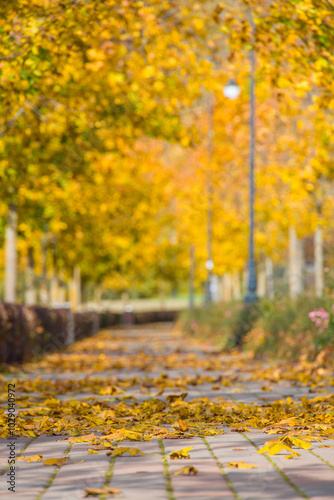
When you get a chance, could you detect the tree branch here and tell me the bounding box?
[0,107,26,138]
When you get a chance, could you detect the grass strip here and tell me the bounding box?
[159,438,175,500]
[202,437,241,500]
[308,449,334,470]
[36,443,72,500]
[241,433,309,499]
[100,442,118,500]
[0,436,37,476]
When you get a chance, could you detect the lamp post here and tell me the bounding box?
[223,46,258,305]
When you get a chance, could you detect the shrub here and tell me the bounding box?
[179,295,334,362]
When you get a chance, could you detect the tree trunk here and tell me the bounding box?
[314,224,324,297]
[50,273,59,307]
[189,245,195,310]
[265,257,275,300]
[257,266,266,297]
[25,247,36,305]
[232,272,241,300]
[94,283,103,303]
[4,204,18,303]
[39,237,49,305]
[58,273,67,303]
[242,267,249,297]
[70,266,81,311]
[223,273,232,302]
[289,226,304,299]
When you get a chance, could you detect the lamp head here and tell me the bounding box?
[223,79,240,100]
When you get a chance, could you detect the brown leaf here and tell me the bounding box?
[174,466,198,475]
[84,487,120,497]
[166,393,188,404]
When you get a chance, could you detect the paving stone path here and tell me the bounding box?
[1,323,334,500]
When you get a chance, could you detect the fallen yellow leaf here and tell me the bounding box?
[228,462,258,469]
[43,457,72,466]
[112,447,144,457]
[17,455,43,462]
[169,447,193,459]
[174,466,198,475]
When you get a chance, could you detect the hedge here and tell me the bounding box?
[0,304,179,364]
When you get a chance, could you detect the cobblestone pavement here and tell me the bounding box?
[1,324,334,500]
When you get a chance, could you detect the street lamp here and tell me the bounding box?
[224,68,258,304]
[223,79,241,100]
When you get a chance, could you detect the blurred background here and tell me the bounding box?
[1,0,334,315]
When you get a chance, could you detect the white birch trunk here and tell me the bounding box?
[257,267,266,297]
[69,266,81,311]
[39,237,49,305]
[50,273,59,307]
[25,247,36,305]
[314,225,324,297]
[265,257,275,299]
[232,272,241,300]
[289,226,304,299]
[223,273,233,302]
[4,204,18,303]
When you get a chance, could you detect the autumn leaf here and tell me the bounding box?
[68,433,99,444]
[174,466,198,475]
[17,455,43,462]
[84,487,120,497]
[285,453,301,459]
[172,419,188,432]
[112,447,144,457]
[166,393,188,404]
[43,457,72,466]
[169,447,193,459]
[87,449,99,454]
[228,462,258,469]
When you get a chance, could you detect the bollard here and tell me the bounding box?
[53,302,74,346]
[123,305,134,326]
[92,311,100,334]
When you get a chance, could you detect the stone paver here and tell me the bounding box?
[1,323,334,499]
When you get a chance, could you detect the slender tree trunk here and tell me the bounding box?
[94,283,103,303]
[4,204,18,303]
[265,257,275,300]
[70,266,81,311]
[50,273,59,307]
[25,247,36,305]
[39,237,49,305]
[242,267,249,297]
[257,265,266,297]
[289,226,304,299]
[58,272,66,303]
[232,272,241,300]
[217,275,224,303]
[223,273,232,302]
[314,224,324,297]
[189,245,195,310]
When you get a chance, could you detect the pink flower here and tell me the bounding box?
[308,308,329,329]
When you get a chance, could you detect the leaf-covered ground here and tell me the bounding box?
[1,323,334,499]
